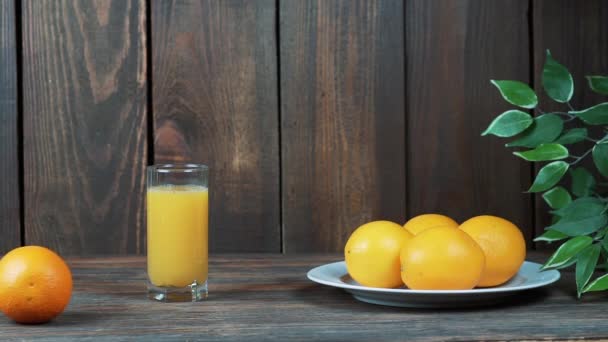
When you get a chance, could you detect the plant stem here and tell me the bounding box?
[567,101,575,111]
[553,111,578,121]
[581,133,608,145]
[570,148,593,165]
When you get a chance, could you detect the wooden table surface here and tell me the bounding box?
[0,252,606,341]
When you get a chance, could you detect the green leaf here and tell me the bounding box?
[534,229,569,243]
[506,114,563,148]
[583,274,608,293]
[547,214,607,236]
[576,244,601,297]
[558,258,579,270]
[555,128,588,145]
[587,76,608,95]
[513,144,569,162]
[571,167,596,198]
[542,50,574,103]
[596,227,608,240]
[552,197,605,218]
[592,142,608,178]
[482,110,534,137]
[542,186,572,209]
[490,80,538,109]
[571,103,608,125]
[542,236,593,270]
[528,161,569,192]
[547,197,608,236]
[602,234,608,253]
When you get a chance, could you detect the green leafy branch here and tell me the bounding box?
[483,50,608,297]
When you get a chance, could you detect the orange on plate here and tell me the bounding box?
[460,215,526,287]
[345,221,413,288]
[0,246,72,324]
[400,226,485,290]
[403,214,458,235]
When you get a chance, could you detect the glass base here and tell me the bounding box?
[147,280,208,302]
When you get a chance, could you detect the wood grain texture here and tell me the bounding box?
[152,0,280,253]
[533,0,608,239]
[406,1,534,241]
[0,0,20,254]
[22,0,147,255]
[280,0,406,252]
[0,253,605,341]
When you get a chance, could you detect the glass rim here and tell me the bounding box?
[147,163,208,173]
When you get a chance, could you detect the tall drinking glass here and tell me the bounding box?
[146,164,209,302]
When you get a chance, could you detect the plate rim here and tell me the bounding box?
[307,260,561,295]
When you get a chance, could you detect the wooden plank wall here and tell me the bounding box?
[280,0,405,252]
[0,0,20,254]
[0,0,606,255]
[406,0,533,242]
[22,0,147,255]
[152,0,280,252]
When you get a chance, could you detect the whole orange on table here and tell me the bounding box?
[400,225,486,290]
[0,246,72,324]
[344,221,412,288]
[403,213,458,235]
[344,214,527,290]
[460,215,526,287]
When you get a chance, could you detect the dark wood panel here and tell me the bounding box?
[533,0,608,239]
[22,0,147,255]
[280,0,406,252]
[152,1,280,252]
[0,253,606,341]
[406,1,533,241]
[0,0,20,254]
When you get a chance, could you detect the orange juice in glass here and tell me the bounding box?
[146,164,209,302]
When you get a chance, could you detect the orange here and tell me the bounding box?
[403,214,458,235]
[0,246,72,324]
[400,226,485,290]
[345,221,413,288]
[460,215,526,287]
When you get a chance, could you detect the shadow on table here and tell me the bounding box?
[449,288,551,312]
[46,311,104,326]
[289,284,398,312]
[291,284,553,313]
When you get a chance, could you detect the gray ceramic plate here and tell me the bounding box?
[307,261,560,308]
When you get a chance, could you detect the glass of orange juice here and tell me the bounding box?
[146,164,209,302]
